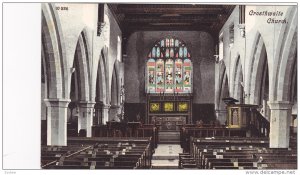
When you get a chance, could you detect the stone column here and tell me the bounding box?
[109,105,121,121]
[78,101,96,137]
[44,99,70,146]
[215,109,228,125]
[268,101,293,148]
[102,104,111,124]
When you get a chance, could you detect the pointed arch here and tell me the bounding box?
[100,46,110,104]
[290,54,297,103]
[95,56,105,103]
[111,60,120,106]
[41,42,48,98]
[272,6,297,101]
[233,55,244,103]
[247,32,268,104]
[275,10,297,101]
[71,31,91,101]
[41,3,67,99]
[218,65,229,110]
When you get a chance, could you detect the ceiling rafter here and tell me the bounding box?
[108,4,235,40]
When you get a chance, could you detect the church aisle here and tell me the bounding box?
[151,144,182,169]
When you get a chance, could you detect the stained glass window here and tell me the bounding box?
[161,40,165,47]
[165,59,174,93]
[147,59,156,93]
[146,37,192,93]
[170,38,174,47]
[165,49,170,58]
[156,59,164,92]
[170,48,174,58]
[175,39,179,47]
[179,47,183,58]
[156,47,160,57]
[183,47,188,57]
[166,39,169,47]
[183,59,192,93]
[175,59,183,92]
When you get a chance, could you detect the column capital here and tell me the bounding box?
[44,98,71,108]
[78,101,96,108]
[103,104,111,109]
[110,105,121,109]
[268,101,293,110]
[94,103,111,109]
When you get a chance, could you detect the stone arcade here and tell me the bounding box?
[40,3,297,169]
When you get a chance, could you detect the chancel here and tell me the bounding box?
[41,3,297,169]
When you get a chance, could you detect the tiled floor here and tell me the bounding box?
[152,144,183,169]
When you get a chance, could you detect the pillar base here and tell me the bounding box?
[78,101,96,137]
[268,101,293,148]
[109,105,121,121]
[102,104,111,124]
[44,98,70,146]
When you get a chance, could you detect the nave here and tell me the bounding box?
[41,123,297,169]
[41,3,298,170]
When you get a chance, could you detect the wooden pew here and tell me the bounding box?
[42,137,153,169]
[188,137,297,170]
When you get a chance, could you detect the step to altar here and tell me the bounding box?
[151,144,182,169]
[158,131,180,143]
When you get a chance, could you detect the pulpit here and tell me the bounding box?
[227,104,258,128]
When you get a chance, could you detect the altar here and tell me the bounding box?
[146,94,192,131]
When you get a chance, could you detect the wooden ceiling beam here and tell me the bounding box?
[123,24,211,31]
[123,16,220,23]
[117,7,226,14]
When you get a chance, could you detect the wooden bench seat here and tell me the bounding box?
[47,165,90,169]
[213,166,257,169]
[186,137,297,169]
[257,162,297,169]
[42,137,153,169]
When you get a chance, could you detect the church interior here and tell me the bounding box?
[41,3,298,169]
